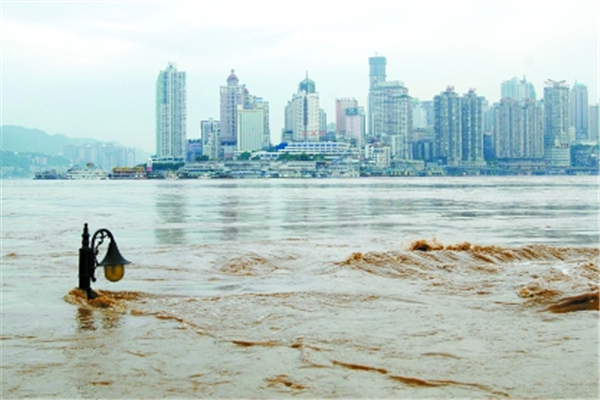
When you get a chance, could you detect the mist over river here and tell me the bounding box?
[2,176,599,399]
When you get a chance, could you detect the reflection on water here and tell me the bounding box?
[76,306,123,332]
[154,182,188,244]
[219,193,240,242]
[76,307,96,331]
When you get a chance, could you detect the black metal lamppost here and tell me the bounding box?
[78,223,131,299]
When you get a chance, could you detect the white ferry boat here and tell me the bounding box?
[65,165,109,180]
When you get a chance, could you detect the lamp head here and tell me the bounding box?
[98,240,130,282]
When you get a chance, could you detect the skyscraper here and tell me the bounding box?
[368,55,386,136]
[285,75,321,142]
[237,105,265,153]
[543,80,571,167]
[344,106,365,149]
[544,80,571,148]
[220,69,246,159]
[461,89,485,166]
[370,80,412,160]
[570,82,589,141]
[336,98,358,137]
[434,87,462,165]
[492,98,543,159]
[156,62,186,160]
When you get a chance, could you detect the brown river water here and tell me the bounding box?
[1,177,599,398]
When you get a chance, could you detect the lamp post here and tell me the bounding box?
[78,223,131,299]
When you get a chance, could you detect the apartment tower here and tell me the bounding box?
[220,70,246,159]
[156,62,187,160]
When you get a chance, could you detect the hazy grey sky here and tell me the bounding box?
[2,1,598,153]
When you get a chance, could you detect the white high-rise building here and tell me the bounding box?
[220,70,246,160]
[286,75,321,142]
[156,62,186,160]
[370,80,411,160]
[237,105,265,153]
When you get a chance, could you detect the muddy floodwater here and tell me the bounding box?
[1,176,599,398]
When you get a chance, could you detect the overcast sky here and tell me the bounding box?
[2,1,598,153]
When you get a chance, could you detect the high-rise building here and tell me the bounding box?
[156,62,186,160]
[336,98,359,137]
[285,75,321,142]
[434,87,462,165]
[461,89,486,166]
[543,80,571,167]
[220,69,246,159]
[492,98,543,159]
[344,106,365,148]
[570,82,589,141]
[368,55,387,136]
[370,80,412,160]
[237,105,265,153]
[544,80,571,148]
[254,97,271,149]
[201,118,220,160]
[501,76,536,102]
[412,98,428,129]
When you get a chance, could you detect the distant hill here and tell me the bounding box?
[0,125,150,161]
[0,125,102,155]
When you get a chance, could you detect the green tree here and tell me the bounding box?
[237,152,251,161]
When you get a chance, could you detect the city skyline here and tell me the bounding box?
[2,1,598,153]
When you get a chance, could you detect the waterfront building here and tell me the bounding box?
[543,80,571,166]
[434,87,462,165]
[279,141,351,156]
[156,62,186,160]
[570,82,589,141]
[364,143,391,168]
[501,76,536,103]
[286,74,321,142]
[461,89,486,166]
[201,118,221,160]
[186,139,203,162]
[220,70,246,159]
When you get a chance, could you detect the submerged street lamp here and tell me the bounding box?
[78,223,131,299]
